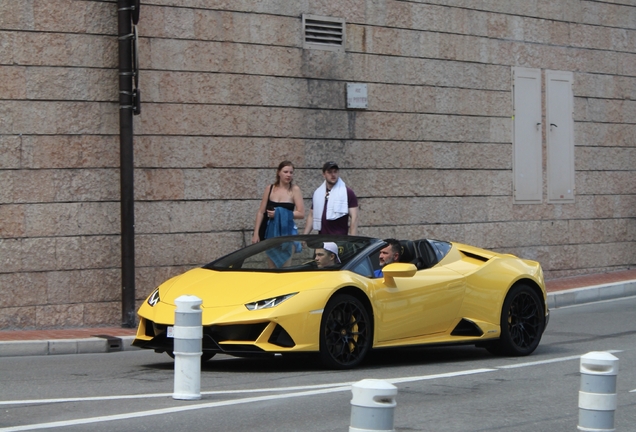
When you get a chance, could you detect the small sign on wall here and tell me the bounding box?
[346,83,368,109]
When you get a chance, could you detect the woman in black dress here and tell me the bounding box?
[252,160,305,244]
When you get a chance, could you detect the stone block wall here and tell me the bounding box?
[1,0,121,329]
[0,0,634,329]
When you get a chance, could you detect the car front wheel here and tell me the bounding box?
[487,284,545,356]
[319,294,372,369]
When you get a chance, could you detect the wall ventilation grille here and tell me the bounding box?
[302,14,345,52]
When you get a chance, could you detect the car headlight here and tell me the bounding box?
[245,293,297,311]
[147,289,160,307]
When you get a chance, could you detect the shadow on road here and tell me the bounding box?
[141,344,496,373]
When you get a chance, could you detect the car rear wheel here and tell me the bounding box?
[487,284,544,356]
[319,294,371,369]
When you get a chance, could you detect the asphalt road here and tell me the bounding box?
[1,296,635,432]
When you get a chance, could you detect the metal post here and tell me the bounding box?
[350,379,397,432]
[173,295,203,400]
[578,351,619,431]
[117,0,136,328]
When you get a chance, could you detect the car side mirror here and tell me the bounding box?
[382,263,417,285]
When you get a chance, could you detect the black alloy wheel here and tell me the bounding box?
[487,284,545,356]
[319,294,372,369]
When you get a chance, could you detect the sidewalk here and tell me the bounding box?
[0,269,635,358]
[544,268,636,308]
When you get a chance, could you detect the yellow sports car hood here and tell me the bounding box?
[156,267,335,307]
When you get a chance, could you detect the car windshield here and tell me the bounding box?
[203,235,380,272]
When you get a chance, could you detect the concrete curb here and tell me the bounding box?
[0,336,138,358]
[1,282,635,358]
[547,280,636,310]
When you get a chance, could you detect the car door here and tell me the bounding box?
[373,266,465,342]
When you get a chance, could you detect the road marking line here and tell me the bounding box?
[0,386,351,432]
[497,354,588,369]
[0,369,495,407]
[0,369,497,431]
[0,351,623,431]
[385,368,495,384]
[497,350,622,369]
[0,382,355,406]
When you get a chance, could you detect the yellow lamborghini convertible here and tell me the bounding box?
[133,235,549,369]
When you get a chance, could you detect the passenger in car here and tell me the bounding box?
[374,238,401,277]
[315,242,341,268]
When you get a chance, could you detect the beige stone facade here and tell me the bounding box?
[1,0,635,329]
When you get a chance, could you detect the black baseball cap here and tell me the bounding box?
[322,161,339,172]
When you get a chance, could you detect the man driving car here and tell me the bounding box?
[374,238,401,277]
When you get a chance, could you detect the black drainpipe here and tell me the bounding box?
[117,0,140,328]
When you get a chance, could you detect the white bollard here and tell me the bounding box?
[172,295,203,400]
[350,379,397,432]
[578,351,619,431]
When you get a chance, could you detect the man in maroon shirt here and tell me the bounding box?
[304,161,359,235]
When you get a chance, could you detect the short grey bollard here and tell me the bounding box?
[578,351,619,431]
[350,379,397,432]
[172,295,203,400]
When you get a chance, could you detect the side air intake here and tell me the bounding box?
[459,250,490,262]
[268,324,295,348]
[451,319,484,337]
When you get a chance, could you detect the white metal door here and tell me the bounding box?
[546,70,575,203]
[512,67,543,203]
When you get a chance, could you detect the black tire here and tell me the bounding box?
[487,284,545,356]
[319,294,372,369]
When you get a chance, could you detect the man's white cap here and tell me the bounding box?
[323,242,341,263]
